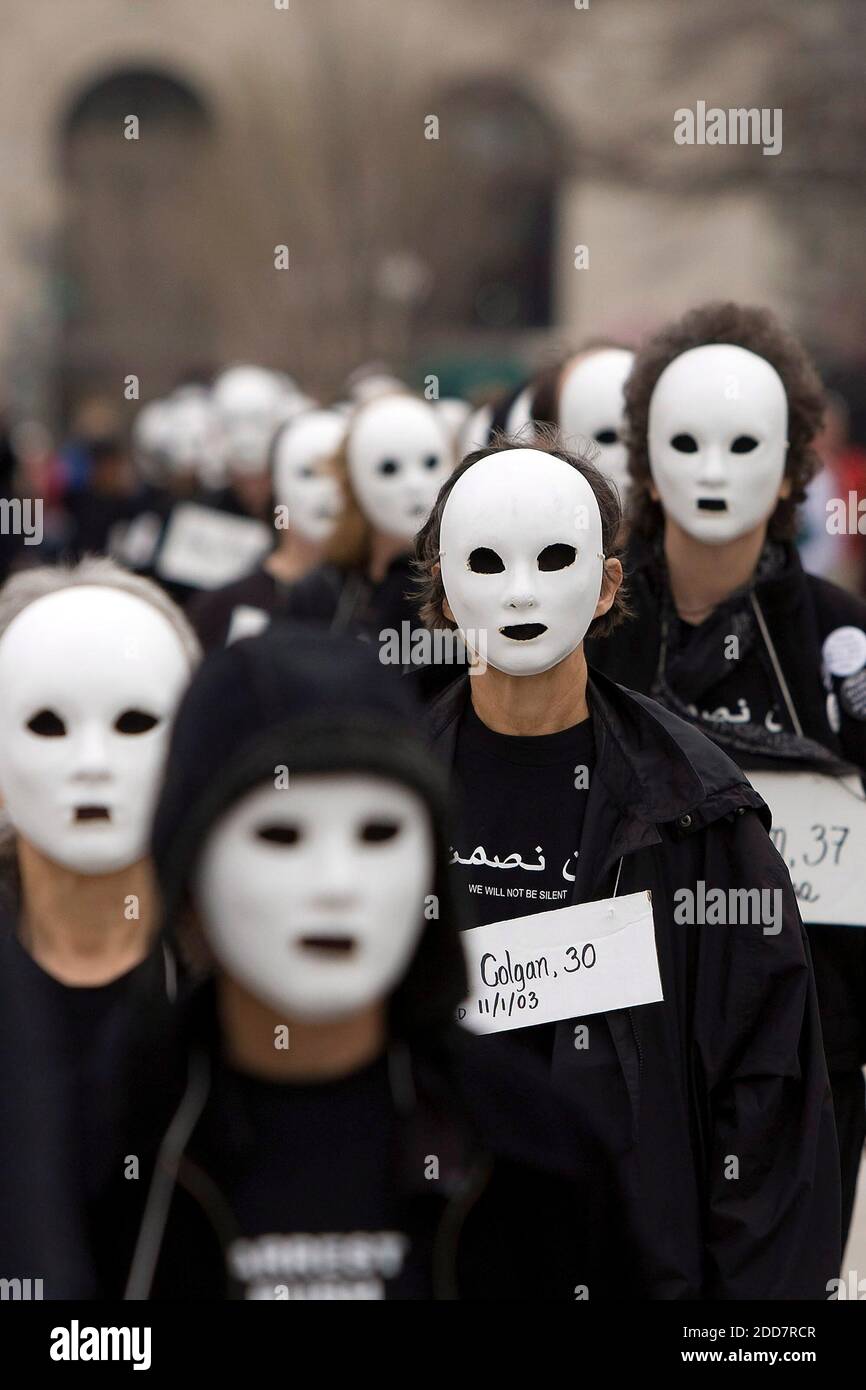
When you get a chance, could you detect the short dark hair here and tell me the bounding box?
[625,301,825,541]
[413,428,629,639]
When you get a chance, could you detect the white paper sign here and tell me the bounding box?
[457,890,662,1035]
[226,605,271,645]
[747,769,866,928]
[109,512,163,570]
[156,504,271,590]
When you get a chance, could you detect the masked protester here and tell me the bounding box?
[109,625,633,1301]
[0,560,200,1221]
[188,410,346,650]
[587,302,866,1246]
[210,365,289,521]
[282,393,451,633]
[280,393,461,695]
[533,346,635,504]
[484,344,635,507]
[415,438,840,1299]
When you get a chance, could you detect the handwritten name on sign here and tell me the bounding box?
[457,890,662,1035]
[746,770,866,928]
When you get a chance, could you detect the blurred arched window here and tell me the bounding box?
[424,82,562,332]
[58,68,216,417]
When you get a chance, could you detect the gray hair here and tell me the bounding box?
[0,557,201,866]
[0,557,201,666]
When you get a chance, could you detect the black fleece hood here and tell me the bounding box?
[151,622,467,1037]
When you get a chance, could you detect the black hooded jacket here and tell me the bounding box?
[587,536,866,773]
[428,669,841,1299]
[105,626,636,1301]
[586,538,866,1078]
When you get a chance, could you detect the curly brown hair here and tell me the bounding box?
[625,302,825,541]
[413,429,629,639]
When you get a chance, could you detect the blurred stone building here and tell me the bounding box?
[1,0,865,423]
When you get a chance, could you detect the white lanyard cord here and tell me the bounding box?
[612,856,623,899]
[749,592,804,738]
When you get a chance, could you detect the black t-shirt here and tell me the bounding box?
[452,701,596,1059]
[216,1055,432,1300]
[673,616,792,735]
[3,937,168,1205]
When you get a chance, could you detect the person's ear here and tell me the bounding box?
[778,475,792,500]
[433,561,455,624]
[648,478,660,502]
[593,558,623,622]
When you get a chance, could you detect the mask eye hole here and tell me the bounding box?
[537,543,577,572]
[256,824,301,846]
[27,709,66,737]
[671,433,699,453]
[595,429,618,445]
[359,820,400,844]
[424,454,440,470]
[730,435,759,454]
[115,710,160,735]
[377,458,400,476]
[468,547,505,574]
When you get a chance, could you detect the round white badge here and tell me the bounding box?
[822,626,866,679]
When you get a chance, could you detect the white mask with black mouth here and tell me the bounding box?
[195,773,434,1022]
[346,396,452,541]
[558,349,635,498]
[439,448,605,676]
[272,411,346,543]
[648,343,789,543]
[0,587,192,874]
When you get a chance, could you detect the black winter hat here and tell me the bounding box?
[152,621,467,1036]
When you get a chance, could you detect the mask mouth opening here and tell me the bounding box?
[696,497,728,512]
[499,623,548,642]
[298,934,357,957]
[74,805,111,823]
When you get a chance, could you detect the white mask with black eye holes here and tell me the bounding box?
[557,349,635,498]
[272,411,346,543]
[195,773,435,1022]
[213,366,286,475]
[648,343,789,543]
[439,448,605,677]
[346,395,452,541]
[0,586,192,874]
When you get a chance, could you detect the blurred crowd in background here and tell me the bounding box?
[0,352,865,603]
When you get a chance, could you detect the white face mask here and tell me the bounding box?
[0,587,192,874]
[648,344,789,543]
[166,388,215,477]
[213,367,285,475]
[195,773,434,1023]
[558,349,635,497]
[272,412,346,543]
[347,396,452,541]
[439,449,605,676]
